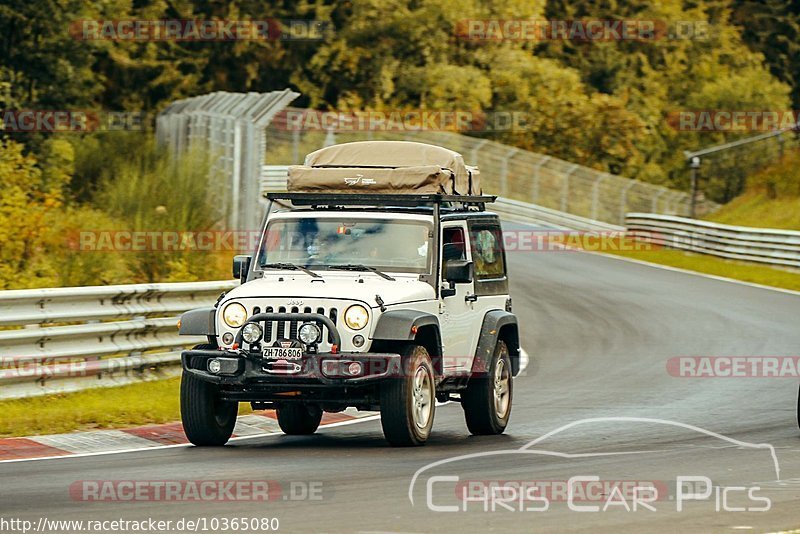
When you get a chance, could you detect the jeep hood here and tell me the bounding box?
[223,273,435,308]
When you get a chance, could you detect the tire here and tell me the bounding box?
[180,344,238,446]
[462,339,513,435]
[796,384,800,430]
[277,404,323,435]
[380,344,435,447]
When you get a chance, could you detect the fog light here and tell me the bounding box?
[352,334,365,348]
[298,322,322,345]
[347,362,363,376]
[241,323,263,344]
[208,359,222,374]
[222,332,234,345]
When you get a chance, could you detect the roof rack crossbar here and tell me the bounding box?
[265,192,496,207]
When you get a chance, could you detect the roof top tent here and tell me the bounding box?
[286,141,482,196]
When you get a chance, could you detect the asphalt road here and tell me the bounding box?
[3,232,800,533]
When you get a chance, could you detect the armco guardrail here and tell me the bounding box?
[626,213,800,269]
[0,280,237,399]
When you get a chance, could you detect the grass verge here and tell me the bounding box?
[0,377,252,438]
[705,192,800,230]
[602,247,800,292]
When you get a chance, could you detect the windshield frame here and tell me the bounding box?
[253,211,435,276]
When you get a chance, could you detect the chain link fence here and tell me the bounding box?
[156,90,299,230]
[264,108,714,226]
[685,129,799,205]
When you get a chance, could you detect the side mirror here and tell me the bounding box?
[233,255,251,283]
[445,260,473,284]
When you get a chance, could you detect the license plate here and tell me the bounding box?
[263,347,303,360]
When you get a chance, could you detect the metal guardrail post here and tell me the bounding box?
[620,182,637,225]
[689,156,701,218]
[531,156,550,204]
[470,139,489,167]
[561,164,578,213]
[499,148,519,197]
[591,174,607,220]
[651,187,667,214]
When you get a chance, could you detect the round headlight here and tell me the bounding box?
[241,323,263,344]
[344,305,369,330]
[222,302,247,328]
[298,323,321,345]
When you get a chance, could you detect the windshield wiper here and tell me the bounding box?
[261,262,322,279]
[328,264,395,281]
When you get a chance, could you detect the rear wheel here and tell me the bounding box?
[277,404,323,435]
[796,384,800,430]
[380,344,435,446]
[181,344,238,446]
[462,340,513,435]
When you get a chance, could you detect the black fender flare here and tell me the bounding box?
[372,310,443,372]
[179,307,216,337]
[471,310,520,376]
[372,310,440,341]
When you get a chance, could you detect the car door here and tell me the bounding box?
[467,218,510,355]
[439,221,478,373]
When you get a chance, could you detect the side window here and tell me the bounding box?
[442,227,466,263]
[470,225,505,279]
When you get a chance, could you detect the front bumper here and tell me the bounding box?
[181,348,402,388]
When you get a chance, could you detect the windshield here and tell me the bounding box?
[256,216,432,274]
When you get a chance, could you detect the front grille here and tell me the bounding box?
[253,304,341,349]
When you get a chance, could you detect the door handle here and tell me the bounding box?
[465,294,478,303]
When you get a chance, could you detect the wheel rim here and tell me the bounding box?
[493,358,511,419]
[412,365,433,429]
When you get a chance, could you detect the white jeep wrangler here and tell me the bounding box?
[178,141,520,447]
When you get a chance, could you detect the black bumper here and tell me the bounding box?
[181,349,402,388]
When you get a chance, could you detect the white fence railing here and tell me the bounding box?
[0,281,237,399]
[626,213,800,269]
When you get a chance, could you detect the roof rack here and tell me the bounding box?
[265,192,496,207]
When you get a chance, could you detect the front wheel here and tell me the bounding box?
[277,404,323,435]
[380,344,436,446]
[462,340,513,435]
[180,370,238,446]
